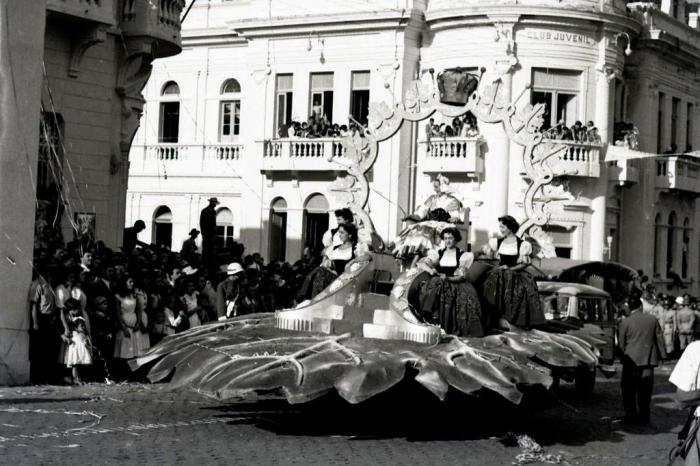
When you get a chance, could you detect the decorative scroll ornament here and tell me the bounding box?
[333,70,570,251]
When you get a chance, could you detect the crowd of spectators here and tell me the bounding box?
[641,289,700,359]
[426,112,480,140]
[277,113,367,139]
[28,231,323,386]
[613,121,640,150]
[542,120,602,143]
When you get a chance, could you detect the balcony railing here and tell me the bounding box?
[427,0,627,15]
[120,0,184,58]
[418,137,485,174]
[47,0,116,25]
[129,143,243,176]
[656,157,700,194]
[261,138,348,172]
[550,140,602,178]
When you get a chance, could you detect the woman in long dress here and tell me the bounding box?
[483,215,545,329]
[391,174,464,261]
[412,228,483,337]
[309,223,359,298]
[113,275,150,367]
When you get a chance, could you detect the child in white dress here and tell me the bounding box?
[64,313,92,384]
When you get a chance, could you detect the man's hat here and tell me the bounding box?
[227,262,244,276]
[208,197,220,204]
[189,228,200,236]
[676,296,685,305]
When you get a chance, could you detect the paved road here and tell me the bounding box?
[0,362,687,465]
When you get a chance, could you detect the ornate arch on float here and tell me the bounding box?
[331,70,576,256]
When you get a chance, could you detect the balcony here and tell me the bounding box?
[418,137,485,175]
[427,0,627,16]
[549,140,602,178]
[129,143,244,177]
[47,0,116,26]
[120,0,184,58]
[656,156,700,194]
[604,145,641,185]
[260,138,349,172]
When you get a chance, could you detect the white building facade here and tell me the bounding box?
[127,0,700,295]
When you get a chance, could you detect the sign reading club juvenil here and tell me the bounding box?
[520,29,595,46]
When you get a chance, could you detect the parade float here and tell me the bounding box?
[132,68,629,405]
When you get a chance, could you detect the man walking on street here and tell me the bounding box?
[619,292,667,424]
[200,197,219,272]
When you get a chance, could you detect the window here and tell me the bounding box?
[159,81,180,143]
[215,208,234,250]
[657,92,666,153]
[667,211,677,274]
[672,97,680,149]
[219,101,240,140]
[269,197,287,262]
[303,193,329,256]
[350,71,370,125]
[531,68,580,130]
[309,72,334,123]
[542,224,573,258]
[221,78,241,94]
[682,217,691,279]
[275,74,293,135]
[220,79,241,141]
[687,103,694,151]
[153,206,173,250]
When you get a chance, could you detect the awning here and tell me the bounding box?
[530,258,638,283]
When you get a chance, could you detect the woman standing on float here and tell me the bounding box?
[483,215,545,330]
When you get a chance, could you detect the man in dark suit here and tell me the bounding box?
[122,220,146,252]
[618,293,667,424]
[200,197,219,272]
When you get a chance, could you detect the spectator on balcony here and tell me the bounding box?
[587,126,602,144]
[425,118,436,152]
[452,117,463,137]
[571,121,584,142]
[462,122,479,138]
[665,143,679,155]
[311,97,324,122]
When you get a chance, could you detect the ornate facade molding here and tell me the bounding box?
[68,25,107,78]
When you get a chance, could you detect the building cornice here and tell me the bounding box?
[227,9,418,39]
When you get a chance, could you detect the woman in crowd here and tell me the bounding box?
[483,215,544,330]
[113,275,150,378]
[415,228,483,337]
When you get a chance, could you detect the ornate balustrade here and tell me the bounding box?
[549,140,602,178]
[261,138,348,172]
[427,0,627,14]
[120,0,185,58]
[418,137,485,174]
[656,156,700,194]
[130,143,243,176]
[47,0,115,25]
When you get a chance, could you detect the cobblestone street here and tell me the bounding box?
[0,361,688,465]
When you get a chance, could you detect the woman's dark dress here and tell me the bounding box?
[417,248,484,337]
[308,245,355,299]
[483,238,544,328]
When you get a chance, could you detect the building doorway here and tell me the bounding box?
[153,206,172,249]
[269,198,287,262]
[303,193,329,257]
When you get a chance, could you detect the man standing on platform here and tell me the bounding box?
[200,197,219,272]
[619,292,667,424]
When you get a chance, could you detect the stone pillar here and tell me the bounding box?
[482,61,513,228]
[589,68,613,261]
[0,1,47,384]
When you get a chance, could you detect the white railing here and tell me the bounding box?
[549,140,602,177]
[131,143,243,175]
[427,0,626,14]
[418,137,485,174]
[657,157,700,193]
[261,138,347,171]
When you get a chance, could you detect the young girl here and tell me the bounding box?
[63,300,92,384]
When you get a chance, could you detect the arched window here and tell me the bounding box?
[682,217,691,278]
[161,81,180,95]
[269,197,287,262]
[220,79,241,94]
[653,214,662,276]
[667,211,677,274]
[159,81,180,143]
[215,207,234,250]
[219,79,241,141]
[303,193,329,255]
[153,206,173,249]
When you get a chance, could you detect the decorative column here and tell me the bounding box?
[0,1,47,384]
[589,66,614,261]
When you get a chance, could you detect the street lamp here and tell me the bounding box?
[615,32,632,56]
